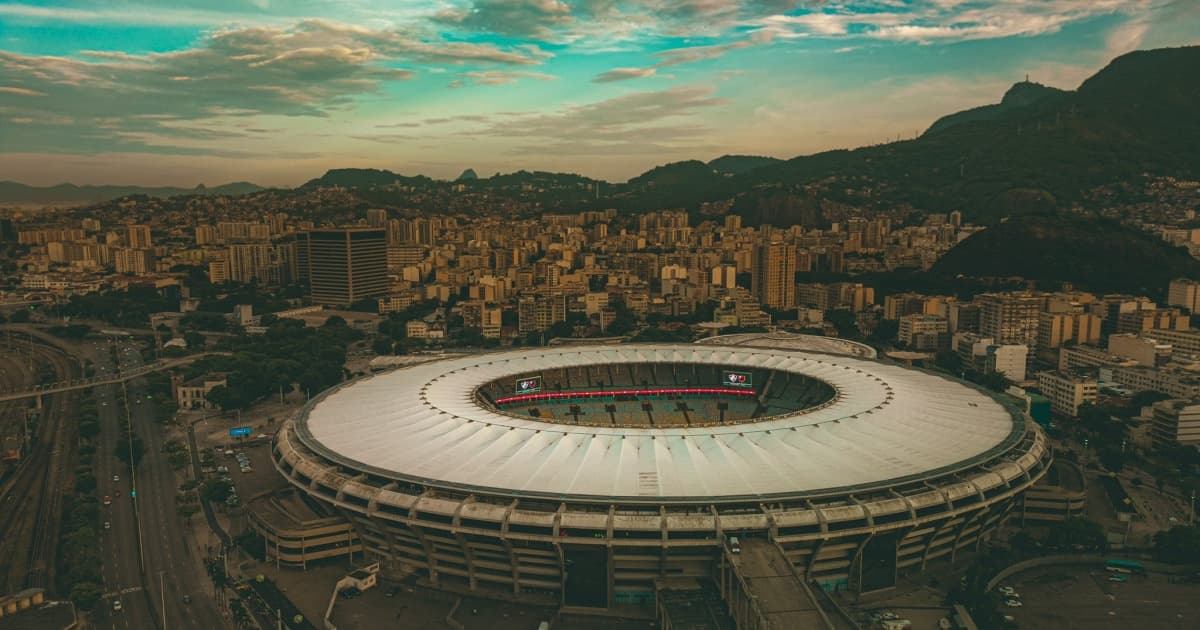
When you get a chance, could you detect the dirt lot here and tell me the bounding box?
[1006,566,1200,629]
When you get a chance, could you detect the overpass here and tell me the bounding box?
[0,352,230,405]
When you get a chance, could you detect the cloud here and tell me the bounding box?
[435,0,573,40]
[450,70,559,87]
[478,85,728,157]
[756,1,1159,44]
[592,66,657,82]
[0,86,47,96]
[589,32,766,82]
[0,19,549,156]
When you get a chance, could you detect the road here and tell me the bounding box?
[91,338,228,630]
[116,340,229,630]
[91,340,156,630]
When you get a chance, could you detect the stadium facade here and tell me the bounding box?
[270,343,1049,607]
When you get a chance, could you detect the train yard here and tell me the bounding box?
[0,332,80,594]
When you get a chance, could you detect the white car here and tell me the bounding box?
[113,600,122,612]
[113,475,119,482]
[104,521,111,530]
[998,586,1015,596]
[1004,599,1023,608]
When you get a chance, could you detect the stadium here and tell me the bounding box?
[270,342,1050,608]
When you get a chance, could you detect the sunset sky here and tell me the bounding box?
[1,1,1197,187]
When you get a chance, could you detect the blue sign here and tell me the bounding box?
[229,426,253,437]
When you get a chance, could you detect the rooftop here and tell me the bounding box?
[296,343,1023,503]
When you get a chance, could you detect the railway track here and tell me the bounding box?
[0,337,79,594]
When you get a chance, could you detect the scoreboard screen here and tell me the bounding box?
[722,370,753,388]
[515,375,543,395]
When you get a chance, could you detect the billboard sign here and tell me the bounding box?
[722,370,753,388]
[230,426,253,437]
[515,375,543,395]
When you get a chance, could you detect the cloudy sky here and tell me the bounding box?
[0,1,1197,187]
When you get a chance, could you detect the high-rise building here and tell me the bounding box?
[208,259,229,284]
[979,293,1040,346]
[298,228,388,306]
[227,243,272,284]
[752,241,796,310]
[1167,278,1200,314]
[114,247,154,274]
[127,224,152,249]
[1037,312,1102,350]
[710,264,736,289]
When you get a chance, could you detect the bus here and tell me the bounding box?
[1105,559,1146,576]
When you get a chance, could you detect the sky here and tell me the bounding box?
[0,1,1197,187]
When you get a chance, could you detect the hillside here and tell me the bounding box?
[929,213,1200,296]
[600,45,1200,225]
[300,168,432,189]
[708,155,782,175]
[924,81,1069,135]
[0,180,262,205]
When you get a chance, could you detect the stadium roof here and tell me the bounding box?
[297,344,1022,503]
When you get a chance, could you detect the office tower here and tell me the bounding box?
[298,228,388,306]
[752,241,796,310]
[127,224,152,249]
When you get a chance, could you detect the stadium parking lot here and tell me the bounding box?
[1004,566,1200,629]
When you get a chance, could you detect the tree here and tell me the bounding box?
[78,420,100,439]
[69,581,103,611]
[372,337,393,355]
[184,330,205,350]
[825,309,859,338]
[869,319,899,345]
[1099,447,1126,473]
[1045,517,1107,552]
[113,435,145,467]
[1153,525,1200,564]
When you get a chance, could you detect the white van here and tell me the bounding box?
[728,536,741,554]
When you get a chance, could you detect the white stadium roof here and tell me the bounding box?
[297,344,1022,503]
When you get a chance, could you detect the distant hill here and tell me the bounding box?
[604,45,1200,225]
[456,168,478,181]
[0,180,262,205]
[929,213,1200,296]
[300,168,432,189]
[708,155,782,175]
[924,81,1069,135]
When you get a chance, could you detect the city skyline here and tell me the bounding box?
[2,0,1199,187]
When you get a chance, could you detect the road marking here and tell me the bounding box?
[102,586,144,598]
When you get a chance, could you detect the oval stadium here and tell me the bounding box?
[270,343,1050,609]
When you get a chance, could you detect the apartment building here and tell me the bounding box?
[1036,370,1098,417]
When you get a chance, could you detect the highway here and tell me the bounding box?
[84,337,228,630]
[114,340,228,630]
[91,341,156,630]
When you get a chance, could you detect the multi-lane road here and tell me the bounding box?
[89,338,229,630]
